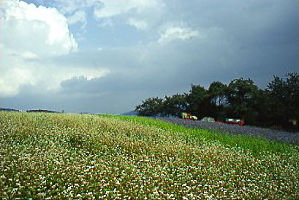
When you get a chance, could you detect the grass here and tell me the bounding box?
[0,112,298,199]
[100,114,297,156]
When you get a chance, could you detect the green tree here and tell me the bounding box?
[186,84,212,119]
[134,72,298,131]
[208,81,227,119]
[208,81,227,106]
[162,94,188,117]
[135,97,164,116]
[266,73,299,130]
[225,78,259,123]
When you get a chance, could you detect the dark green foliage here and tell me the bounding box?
[248,89,270,126]
[208,81,228,119]
[208,81,227,107]
[225,78,259,124]
[266,73,299,130]
[135,97,164,116]
[162,94,188,117]
[135,72,298,131]
[186,85,212,119]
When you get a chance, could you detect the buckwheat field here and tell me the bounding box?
[0,112,298,199]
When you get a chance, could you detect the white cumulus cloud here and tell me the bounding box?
[128,18,148,30]
[52,0,165,31]
[93,0,160,19]
[67,10,86,27]
[158,26,200,44]
[93,0,164,30]
[0,0,108,97]
[1,0,78,57]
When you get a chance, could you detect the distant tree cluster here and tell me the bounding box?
[135,73,298,131]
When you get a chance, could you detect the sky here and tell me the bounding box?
[0,0,298,114]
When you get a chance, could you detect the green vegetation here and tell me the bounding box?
[1,112,298,199]
[136,73,299,131]
[100,115,297,156]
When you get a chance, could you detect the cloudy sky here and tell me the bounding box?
[0,0,298,114]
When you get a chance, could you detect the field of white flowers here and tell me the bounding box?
[0,112,298,199]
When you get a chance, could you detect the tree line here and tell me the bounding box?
[135,73,298,131]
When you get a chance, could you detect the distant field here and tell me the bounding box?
[0,112,298,199]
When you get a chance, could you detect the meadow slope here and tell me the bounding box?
[0,112,298,199]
